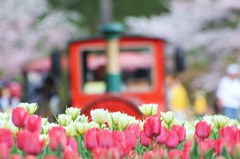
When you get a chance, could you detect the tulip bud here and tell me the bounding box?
[168,150,183,159]
[161,111,175,126]
[139,103,158,116]
[156,127,168,144]
[109,112,121,125]
[26,115,42,133]
[0,143,10,159]
[64,123,76,137]
[18,103,38,115]
[90,109,109,125]
[12,107,29,128]
[65,107,80,121]
[0,128,14,148]
[165,130,179,149]
[48,126,67,151]
[140,131,152,147]
[213,115,230,129]
[118,114,130,131]
[195,121,211,139]
[143,116,161,138]
[97,130,114,148]
[75,122,90,135]
[84,128,99,150]
[172,125,186,143]
[57,114,72,126]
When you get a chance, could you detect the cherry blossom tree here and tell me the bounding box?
[0,0,81,76]
[126,0,240,92]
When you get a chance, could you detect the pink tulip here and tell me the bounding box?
[126,124,140,137]
[11,155,22,159]
[199,139,215,156]
[195,121,211,139]
[16,130,44,155]
[25,155,37,159]
[48,126,67,151]
[0,128,14,148]
[140,131,152,147]
[0,143,10,159]
[66,137,78,152]
[183,140,193,159]
[143,116,161,138]
[92,147,119,159]
[12,107,29,128]
[172,125,186,143]
[97,130,114,148]
[165,130,179,149]
[84,128,99,150]
[64,147,81,159]
[43,156,61,159]
[43,155,60,159]
[214,139,224,156]
[220,126,235,141]
[113,131,125,143]
[124,130,137,149]
[114,140,132,158]
[168,150,183,159]
[156,127,168,145]
[143,151,156,159]
[25,115,42,133]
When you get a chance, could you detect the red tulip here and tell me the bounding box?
[25,115,42,133]
[84,128,99,150]
[16,130,44,155]
[143,116,161,138]
[126,124,140,137]
[172,125,186,143]
[97,130,114,148]
[168,150,183,159]
[12,107,29,128]
[66,137,78,152]
[140,131,152,147]
[0,143,10,159]
[0,128,14,148]
[156,127,168,145]
[165,130,179,149]
[48,126,67,151]
[195,121,210,139]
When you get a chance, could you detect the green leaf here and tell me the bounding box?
[204,148,215,159]
[190,140,200,159]
[221,147,232,159]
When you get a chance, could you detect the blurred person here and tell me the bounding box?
[194,89,208,118]
[216,64,240,119]
[38,76,60,122]
[0,86,19,112]
[166,74,190,121]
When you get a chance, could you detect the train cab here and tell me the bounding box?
[69,35,168,118]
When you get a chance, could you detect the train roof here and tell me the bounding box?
[68,33,167,45]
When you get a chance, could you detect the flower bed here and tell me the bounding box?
[0,103,240,159]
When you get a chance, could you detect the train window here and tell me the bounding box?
[82,47,153,94]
